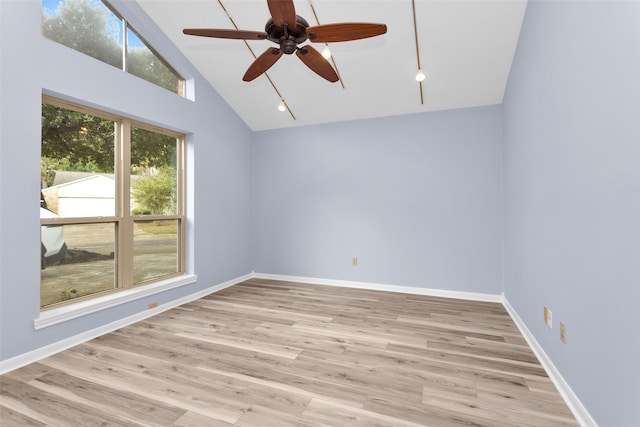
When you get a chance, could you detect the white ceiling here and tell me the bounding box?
[137,0,528,131]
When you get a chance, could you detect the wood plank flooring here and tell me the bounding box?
[0,278,579,426]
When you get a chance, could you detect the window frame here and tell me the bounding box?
[121,21,185,96]
[40,95,187,310]
[41,0,185,96]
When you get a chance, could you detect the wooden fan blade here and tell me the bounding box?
[243,48,283,81]
[295,46,339,82]
[307,23,387,43]
[183,28,267,40]
[267,0,297,29]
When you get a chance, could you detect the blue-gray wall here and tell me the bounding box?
[503,1,640,425]
[0,0,252,361]
[252,106,504,294]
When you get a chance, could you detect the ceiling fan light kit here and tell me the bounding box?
[183,0,387,83]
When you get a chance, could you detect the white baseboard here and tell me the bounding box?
[251,272,503,303]
[502,297,598,427]
[0,273,252,375]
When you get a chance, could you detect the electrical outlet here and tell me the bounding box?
[560,321,566,343]
[352,257,358,266]
[547,308,552,329]
[544,307,552,329]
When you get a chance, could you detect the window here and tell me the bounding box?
[40,96,186,309]
[42,0,184,95]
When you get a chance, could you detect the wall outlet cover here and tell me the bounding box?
[543,306,552,329]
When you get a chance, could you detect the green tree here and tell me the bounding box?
[132,167,177,215]
[131,127,177,171]
[42,0,122,68]
[129,47,181,93]
[41,104,115,177]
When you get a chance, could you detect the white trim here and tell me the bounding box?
[251,272,503,303]
[502,297,598,427]
[1,273,251,375]
[34,274,199,330]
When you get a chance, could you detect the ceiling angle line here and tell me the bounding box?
[308,0,345,89]
[216,0,296,120]
[412,0,424,105]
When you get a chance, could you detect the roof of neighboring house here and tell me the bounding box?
[51,171,115,187]
[44,174,115,198]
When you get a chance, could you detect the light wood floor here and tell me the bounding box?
[1,278,579,426]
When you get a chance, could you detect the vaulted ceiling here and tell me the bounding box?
[138,0,527,131]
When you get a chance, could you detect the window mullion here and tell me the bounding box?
[122,18,128,72]
[178,137,186,273]
[118,120,133,288]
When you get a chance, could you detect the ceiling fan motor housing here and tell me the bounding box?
[265,15,310,54]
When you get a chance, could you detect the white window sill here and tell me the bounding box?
[34,274,197,330]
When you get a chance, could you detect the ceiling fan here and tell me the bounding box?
[183,0,387,83]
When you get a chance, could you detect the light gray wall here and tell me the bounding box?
[0,0,252,361]
[252,106,504,294]
[502,1,640,425]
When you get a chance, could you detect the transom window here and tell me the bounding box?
[40,96,186,308]
[42,0,184,95]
